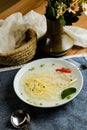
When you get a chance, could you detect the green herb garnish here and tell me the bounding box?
[21,92,23,95]
[28,67,35,71]
[40,64,45,67]
[52,63,55,66]
[61,87,76,99]
[40,103,43,106]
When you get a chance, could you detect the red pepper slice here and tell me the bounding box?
[56,68,72,73]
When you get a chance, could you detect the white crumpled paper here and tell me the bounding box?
[0,13,28,53]
[0,10,87,53]
[64,26,87,48]
[0,10,46,53]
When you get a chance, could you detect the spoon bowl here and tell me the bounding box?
[11,109,30,130]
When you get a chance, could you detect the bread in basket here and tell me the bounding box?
[0,28,37,66]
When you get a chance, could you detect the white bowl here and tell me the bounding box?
[13,58,83,108]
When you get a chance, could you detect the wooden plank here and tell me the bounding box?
[0,0,20,13]
[0,0,46,19]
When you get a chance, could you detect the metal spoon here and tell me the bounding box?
[11,109,30,130]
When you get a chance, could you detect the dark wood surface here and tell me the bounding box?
[0,0,20,13]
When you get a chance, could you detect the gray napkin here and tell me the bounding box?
[0,56,87,130]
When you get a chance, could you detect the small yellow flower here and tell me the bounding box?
[68,0,79,14]
[56,2,67,19]
[46,0,87,25]
[82,2,87,15]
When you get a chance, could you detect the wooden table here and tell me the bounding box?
[0,0,87,56]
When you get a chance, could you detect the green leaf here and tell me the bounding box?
[61,87,76,99]
[45,6,56,20]
[59,16,66,25]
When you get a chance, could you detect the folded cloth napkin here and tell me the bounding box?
[0,10,87,53]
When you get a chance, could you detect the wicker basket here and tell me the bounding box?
[0,29,37,66]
